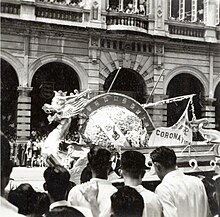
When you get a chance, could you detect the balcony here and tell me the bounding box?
[1,2,20,15]
[168,20,205,40]
[0,0,219,43]
[106,12,149,33]
[35,5,83,22]
[1,0,89,28]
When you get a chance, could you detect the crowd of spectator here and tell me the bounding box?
[38,0,83,7]
[9,131,80,168]
[1,131,220,217]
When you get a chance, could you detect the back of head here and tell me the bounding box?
[43,165,70,200]
[202,177,218,216]
[8,183,38,215]
[121,151,147,179]
[46,206,85,217]
[35,192,50,216]
[87,146,111,177]
[80,165,92,183]
[214,177,220,215]
[111,186,144,217]
[150,146,176,169]
[1,132,13,195]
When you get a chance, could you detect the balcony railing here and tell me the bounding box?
[106,12,149,31]
[217,27,220,40]
[36,6,83,22]
[168,21,205,38]
[1,2,20,15]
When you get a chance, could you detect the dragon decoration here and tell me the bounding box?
[41,89,91,164]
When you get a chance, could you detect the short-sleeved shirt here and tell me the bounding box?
[131,185,163,217]
[68,178,117,217]
[155,170,210,217]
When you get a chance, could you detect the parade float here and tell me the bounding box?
[41,72,220,185]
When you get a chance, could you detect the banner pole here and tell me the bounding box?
[107,67,121,93]
[145,69,165,104]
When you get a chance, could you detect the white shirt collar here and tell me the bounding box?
[162,169,184,182]
[0,196,19,213]
[129,185,145,193]
[90,178,112,184]
[49,200,71,211]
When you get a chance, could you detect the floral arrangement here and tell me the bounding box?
[83,105,148,149]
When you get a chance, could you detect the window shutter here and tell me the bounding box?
[216,0,220,25]
[204,0,209,24]
[179,0,185,21]
[119,0,123,11]
[168,0,172,18]
[146,0,151,15]
[191,0,197,22]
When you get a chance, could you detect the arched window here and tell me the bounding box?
[31,62,80,135]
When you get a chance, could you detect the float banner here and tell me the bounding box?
[90,113,129,147]
[148,103,192,146]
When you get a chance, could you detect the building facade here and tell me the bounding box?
[1,0,220,143]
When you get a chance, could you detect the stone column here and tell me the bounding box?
[147,94,167,128]
[16,86,33,143]
[201,97,216,129]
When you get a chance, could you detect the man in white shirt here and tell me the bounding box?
[43,165,92,217]
[68,146,117,217]
[150,146,211,217]
[120,150,163,217]
[1,132,24,217]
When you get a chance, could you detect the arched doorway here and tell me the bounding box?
[103,68,146,103]
[1,59,19,138]
[166,73,204,126]
[214,83,220,131]
[31,62,80,136]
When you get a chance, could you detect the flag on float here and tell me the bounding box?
[148,98,193,147]
[89,113,130,148]
[143,94,196,108]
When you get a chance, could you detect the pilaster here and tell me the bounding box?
[16,86,33,142]
[147,94,167,128]
[204,0,217,42]
[153,0,167,36]
[88,34,100,98]
[20,0,35,21]
[201,97,216,129]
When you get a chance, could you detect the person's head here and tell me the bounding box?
[215,177,220,215]
[150,146,177,180]
[87,146,111,179]
[1,132,13,196]
[45,206,85,217]
[111,186,144,217]
[121,151,147,180]
[34,192,50,217]
[43,165,70,201]
[80,165,92,183]
[8,183,38,215]
[202,177,218,216]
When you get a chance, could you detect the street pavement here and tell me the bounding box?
[10,167,46,192]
